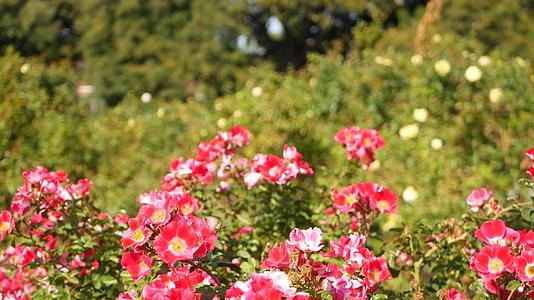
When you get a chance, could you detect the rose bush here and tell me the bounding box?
[1,126,533,299]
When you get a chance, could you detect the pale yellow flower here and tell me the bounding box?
[399,124,419,140]
[478,56,492,66]
[431,138,443,150]
[489,88,503,104]
[411,54,423,65]
[141,92,152,103]
[413,108,428,123]
[156,108,165,118]
[465,66,482,82]
[434,60,451,76]
[216,118,227,129]
[20,63,30,74]
[251,86,263,97]
[402,186,418,203]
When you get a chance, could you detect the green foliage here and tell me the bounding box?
[388,183,534,298]
[1,37,532,224]
[0,49,89,207]
[0,0,79,61]
[211,44,534,223]
[76,0,253,105]
[438,0,534,60]
[377,0,534,61]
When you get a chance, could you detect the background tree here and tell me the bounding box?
[0,0,79,61]
[76,0,254,105]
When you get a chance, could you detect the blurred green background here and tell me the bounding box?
[1,0,533,223]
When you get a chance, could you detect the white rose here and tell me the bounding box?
[20,63,30,74]
[266,16,285,41]
[465,66,482,82]
[402,186,418,203]
[375,56,393,66]
[413,108,428,123]
[478,56,492,66]
[251,86,263,97]
[515,57,526,67]
[434,60,451,76]
[141,92,152,103]
[216,118,227,129]
[156,108,165,118]
[431,138,443,150]
[233,110,243,118]
[411,54,423,65]
[399,124,419,140]
[489,88,503,104]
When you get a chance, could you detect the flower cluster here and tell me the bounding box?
[335,127,385,169]
[1,166,125,299]
[470,220,534,297]
[120,190,217,290]
[330,182,398,234]
[118,266,212,300]
[236,227,392,299]
[333,182,398,215]
[0,244,44,298]
[160,125,311,193]
[118,125,319,299]
[226,270,306,299]
[243,145,313,189]
[162,125,250,190]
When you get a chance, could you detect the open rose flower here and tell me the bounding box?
[121,216,151,249]
[466,188,493,212]
[0,210,14,242]
[121,251,153,281]
[474,220,519,246]
[287,227,323,252]
[515,249,534,282]
[369,187,398,214]
[362,257,392,285]
[470,245,514,280]
[153,218,201,265]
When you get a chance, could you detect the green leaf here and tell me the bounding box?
[100,275,118,286]
[68,276,80,284]
[506,280,520,291]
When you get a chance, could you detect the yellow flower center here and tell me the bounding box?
[152,210,165,222]
[170,238,185,254]
[139,261,149,271]
[0,222,10,232]
[132,229,145,242]
[526,264,534,277]
[181,205,191,215]
[363,137,372,147]
[488,258,503,273]
[346,194,356,206]
[369,270,380,282]
[489,237,506,246]
[377,201,389,211]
